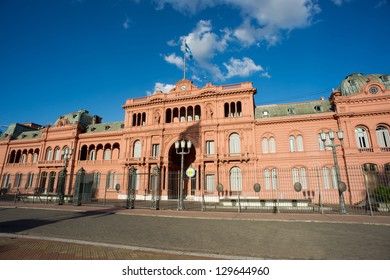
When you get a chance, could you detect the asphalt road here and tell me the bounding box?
[0,207,389,259]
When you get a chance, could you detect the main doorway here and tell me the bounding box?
[167,142,196,199]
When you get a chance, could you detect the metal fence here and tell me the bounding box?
[1,165,389,216]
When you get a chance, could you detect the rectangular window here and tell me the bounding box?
[27,173,34,188]
[15,173,23,188]
[322,167,330,189]
[206,141,214,155]
[300,168,307,189]
[331,167,338,189]
[152,144,160,157]
[206,174,215,192]
[264,169,271,190]
[272,169,278,190]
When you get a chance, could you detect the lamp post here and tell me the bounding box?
[58,148,73,205]
[319,129,347,214]
[175,139,192,211]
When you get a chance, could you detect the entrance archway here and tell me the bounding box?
[167,142,196,199]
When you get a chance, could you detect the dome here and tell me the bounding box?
[337,73,390,96]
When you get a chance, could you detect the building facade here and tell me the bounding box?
[1,73,390,207]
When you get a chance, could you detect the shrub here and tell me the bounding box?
[373,186,390,202]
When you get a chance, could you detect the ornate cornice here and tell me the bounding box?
[254,113,335,125]
[334,95,390,105]
[122,88,255,109]
[337,110,390,118]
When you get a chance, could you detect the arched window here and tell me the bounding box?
[297,135,304,151]
[8,150,16,163]
[54,147,61,160]
[195,105,201,120]
[292,167,307,189]
[289,136,296,152]
[165,108,172,123]
[269,137,276,153]
[376,126,390,148]
[224,103,229,117]
[355,127,370,148]
[229,133,240,155]
[112,143,120,160]
[187,106,193,121]
[173,107,179,122]
[15,150,21,163]
[180,107,186,122]
[237,101,242,116]
[106,171,118,189]
[230,102,236,117]
[262,138,268,154]
[46,147,52,161]
[89,145,96,161]
[133,140,142,158]
[47,171,56,192]
[262,137,276,154]
[33,149,39,163]
[230,167,242,192]
[104,148,111,160]
[137,113,141,126]
[21,153,27,164]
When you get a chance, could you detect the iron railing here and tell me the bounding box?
[1,165,389,215]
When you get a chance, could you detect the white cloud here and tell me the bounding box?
[331,0,354,5]
[155,0,321,46]
[331,0,345,5]
[158,0,320,81]
[153,0,219,15]
[164,20,229,80]
[223,57,263,79]
[183,20,230,61]
[123,17,130,29]
[375,0,387,8]
[261,72,271,79]
[147,82,176,95]
[163,53,183,69]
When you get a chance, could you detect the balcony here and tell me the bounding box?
[37,160,65,168]
[358,148,374,153]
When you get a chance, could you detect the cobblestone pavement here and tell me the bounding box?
[0,236,212,260]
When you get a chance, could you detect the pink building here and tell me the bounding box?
[1,73,390,210]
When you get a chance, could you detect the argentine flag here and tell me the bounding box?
[185,42,193,59]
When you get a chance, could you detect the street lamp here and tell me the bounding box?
[319,129,347,214]
[175,139,192,210]
[58,148,73,205]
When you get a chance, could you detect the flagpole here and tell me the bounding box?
[183,39,186,80]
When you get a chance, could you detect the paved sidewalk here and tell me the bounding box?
[1,201,390,225]
[1,201,390,260]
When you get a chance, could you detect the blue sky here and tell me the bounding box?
[0,0,389,128]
